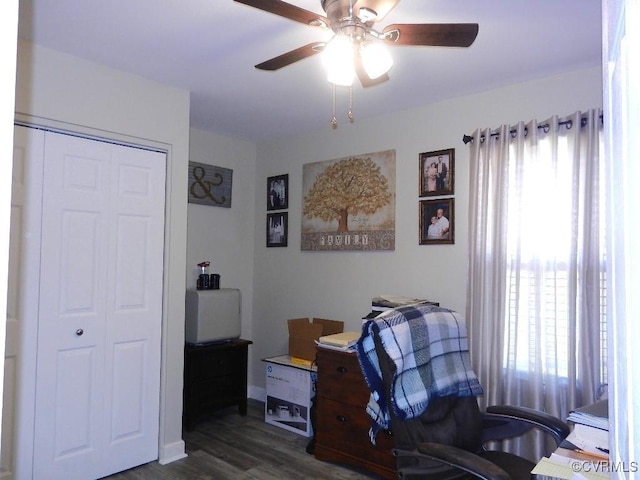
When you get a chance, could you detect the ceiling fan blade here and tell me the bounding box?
[383,23,479,47]
[255,42,325,70]
[234,0,328,27]
[353,53,390,87]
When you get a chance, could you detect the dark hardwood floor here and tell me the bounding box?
[105,399,386,480]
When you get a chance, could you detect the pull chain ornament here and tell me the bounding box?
[330,83,357,129]
[331,83,338,129]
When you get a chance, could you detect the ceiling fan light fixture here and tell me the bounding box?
[358,7,378,22]
[321,34,355,86]
[360,41,393,79]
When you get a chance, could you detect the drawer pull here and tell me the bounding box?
[336,366,347,374]
[336,415,348,423]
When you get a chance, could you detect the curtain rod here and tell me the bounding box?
[462,114,604,145]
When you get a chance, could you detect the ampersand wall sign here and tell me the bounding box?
[188,161,233,208]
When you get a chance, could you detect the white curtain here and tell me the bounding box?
[466,109,606,461]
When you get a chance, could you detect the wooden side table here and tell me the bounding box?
[183,338,252,431]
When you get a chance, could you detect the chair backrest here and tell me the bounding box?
[373,330,485,479]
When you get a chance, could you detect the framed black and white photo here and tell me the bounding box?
[267,212,288,247]
[419,148,454,197]
[267,174,289,211]
[419,198,454,245]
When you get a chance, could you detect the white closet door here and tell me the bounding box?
[32,131,165,480]
[101,140,165,474]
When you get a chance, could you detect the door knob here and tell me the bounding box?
[75,329,84,336]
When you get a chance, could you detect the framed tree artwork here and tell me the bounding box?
[267,212,288,247]
[419,198,454,245]
[301,150,396,251]
[419,148,454,197]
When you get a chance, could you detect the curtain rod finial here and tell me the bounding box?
[462,134,474,145]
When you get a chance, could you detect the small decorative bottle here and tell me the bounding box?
[196,261,210,290]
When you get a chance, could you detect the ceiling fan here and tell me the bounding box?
[233,0,479,87]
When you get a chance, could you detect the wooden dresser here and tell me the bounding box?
[314,347,396,479]
[183,339,252,431]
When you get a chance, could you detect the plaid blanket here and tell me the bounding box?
[356,304,483,443]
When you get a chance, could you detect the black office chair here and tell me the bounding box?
[370,325,570,480]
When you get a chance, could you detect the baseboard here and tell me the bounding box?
[158,387,264,466]
[249,385,266,402]
[158,439,188,465]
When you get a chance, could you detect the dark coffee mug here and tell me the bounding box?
[197,273,210,290]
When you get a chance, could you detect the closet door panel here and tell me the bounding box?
[110,340,146,440]
[102,145,165,474]
[52,347,97,456]
[34,132,110,480]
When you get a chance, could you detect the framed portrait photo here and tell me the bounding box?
[419,148,454,197]
[267,174,289,211]
[267,212,288,247]
[419,198,454,245]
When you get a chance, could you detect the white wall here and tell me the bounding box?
[187,128,257,354]
[249,66,603,389]
[14,40,190,464]
[0,0,19,456]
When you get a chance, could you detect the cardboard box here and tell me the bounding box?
[264,358,317,437]
[287,317,344,361]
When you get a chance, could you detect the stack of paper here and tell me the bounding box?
[532,400,611,480]
[562,424,609,459]
[567,400,609,431]
[557,399,610,469]
[363,295,438,319]
[531,451,609,480]
[316,331,361,351]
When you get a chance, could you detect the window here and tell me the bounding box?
[500,126,607,388]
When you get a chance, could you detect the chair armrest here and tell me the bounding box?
[399,442,511,480]
[483,405,570,446]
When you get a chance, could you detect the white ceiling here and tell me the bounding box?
[17,0,602,143]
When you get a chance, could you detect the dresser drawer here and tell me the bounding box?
[316,396,395,469]
[315,349,370,405]
[314,346,397,478]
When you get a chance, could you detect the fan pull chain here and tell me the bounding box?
[331,83,338,129]
[347,85,354,123]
